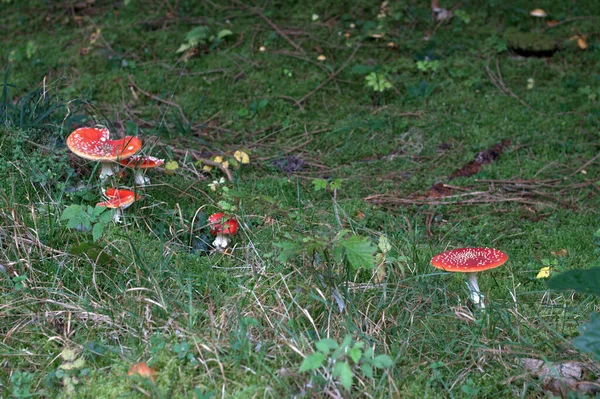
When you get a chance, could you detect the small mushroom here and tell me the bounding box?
[97,188,139,222]
[66,127,142,178]
[431,247,508,309]
[119,155,164,186]
[208,213,239,250]
[529,8,547,18]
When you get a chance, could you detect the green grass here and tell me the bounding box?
[1,0,600,397]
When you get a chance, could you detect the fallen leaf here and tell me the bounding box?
[536,267,550,279]
[546,19,558,27]
[355,210,365,220]
[578,37,588,50]
[128,362,156,382]
[233,150,250,164]
[165,160,178,171]
[551,249,567,257]
[519,358,600,397]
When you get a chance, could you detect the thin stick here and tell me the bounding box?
[297,45,361,106]
[127,75,189,125]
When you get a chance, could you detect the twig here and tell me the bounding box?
[485,58,543,115]
[568,151,600,177]
[234,0,305,54]
[127,75,189,125]
[169,147,234,182]
[297,45,361,106]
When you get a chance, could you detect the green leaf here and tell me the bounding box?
[61,205,84,221]
[92,223,104,242]
[378,235,391,253]
[348,347,362,363]
[371,354,393,369]
[315,338,339,354]
[299,352,325,372]
[573,312,600,361]
[61,349,76,362]
[339,235,376,270]
[361,362,373,378]
[274,240,304,263]
[312,179,328,191]
[547,267,600,296]
[217,29,233,39]
[333,361,353,390]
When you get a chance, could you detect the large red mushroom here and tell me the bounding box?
[208,213,239,250]
[66,127,142,178]
[431,247,508,309]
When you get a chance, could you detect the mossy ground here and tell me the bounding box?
[1,0,600,397]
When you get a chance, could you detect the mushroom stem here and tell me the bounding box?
[100,162,115,178]
[112,208,123,223]
[133,171,151,186]
[466,272,485,309]
[212,234,230,250]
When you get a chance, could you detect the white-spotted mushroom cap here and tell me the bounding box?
[66,127,142,161]
[118,155,164,169]
[96,188,139,209]
[431,247,508,273]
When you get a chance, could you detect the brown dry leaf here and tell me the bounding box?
[551,249,568,257]
[449,139,511,179]
[519,358,600,397]
[355,210,365,220]
[128,362,156,382]
[546,19,559,27]
[578,36,588,50]
[373,253,386,283]
[425,182,453,198]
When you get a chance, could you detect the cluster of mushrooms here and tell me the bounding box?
[431,247,508,310]
[66,126,239,250]
[66,126,163,222]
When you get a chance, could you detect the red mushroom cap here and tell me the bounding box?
[119,155,165,169]
[208,213,238,235]
[97,188,140,209]
[431,247,508,273]
[66,127,142,161]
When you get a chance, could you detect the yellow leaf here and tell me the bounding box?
[221,160,229,169]
[536,267,550,279]
[234,150,250,164]
[165,161,178,171]
[203,164,214,172]
[213,156,223,164]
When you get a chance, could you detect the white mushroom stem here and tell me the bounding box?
[212,234,230,250]
[466,272,485,309]
[112,208,123,223]
[133,171,151,186]
[100,162,115,178]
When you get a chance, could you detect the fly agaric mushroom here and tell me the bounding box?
[66,127,142,178]
[208,213,239,250]
[97,188,139,222]
[431,247,508,309]
[119,155,164,186]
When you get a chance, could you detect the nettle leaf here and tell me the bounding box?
[274,240,304,262]
[371,354,393,369]
[573,312,600,361]
[299,352,326,372]
[339,236,376,270]
[61,205,84,222]
[333,361,353,390]
[92,223,104,242]
[315,338,339,354]
[547,267,600,296]
[361,363,373,378]
[348,347,362,363]
[312,179,328,191]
